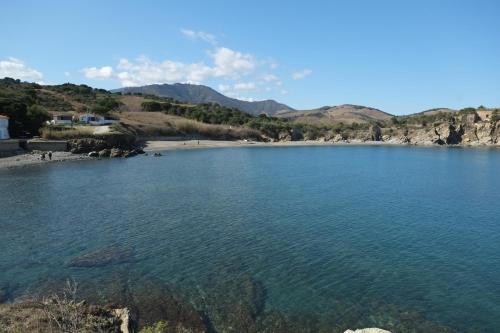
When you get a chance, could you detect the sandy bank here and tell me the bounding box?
[143,139,401,152]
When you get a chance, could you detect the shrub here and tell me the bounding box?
[139,321,169,333]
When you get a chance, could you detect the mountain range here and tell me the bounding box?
[113,83,294,116]
[113,83,479,124]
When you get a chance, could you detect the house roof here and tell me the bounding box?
[52,112,74,117]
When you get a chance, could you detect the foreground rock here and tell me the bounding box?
[0,301,126,333]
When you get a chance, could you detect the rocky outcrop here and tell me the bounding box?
[433,123,463,145]
[99,148,111,158]
[69,138,108,154]
[370,125,382,141]
[380,120,500,146]
[110,148,123,158]
[112,308,131,333]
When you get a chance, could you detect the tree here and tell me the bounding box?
[26,105,51,135]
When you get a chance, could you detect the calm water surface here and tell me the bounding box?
[1,146,499,332]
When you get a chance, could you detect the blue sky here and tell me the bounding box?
[1,0,499,114]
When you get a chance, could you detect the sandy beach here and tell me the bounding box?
[143,139,389,152]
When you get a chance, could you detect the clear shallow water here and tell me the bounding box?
[1,146,500,332]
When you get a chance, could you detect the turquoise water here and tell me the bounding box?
[1,146,500,332]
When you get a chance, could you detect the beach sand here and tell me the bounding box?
[143,139,372,151]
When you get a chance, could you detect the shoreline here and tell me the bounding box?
[143,139,500,152]
[1,139,498,170]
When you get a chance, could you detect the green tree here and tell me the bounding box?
[25,105,51,135]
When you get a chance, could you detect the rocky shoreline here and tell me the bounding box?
[2,119,500,171]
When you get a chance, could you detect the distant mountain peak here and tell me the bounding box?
[113,83,294,116]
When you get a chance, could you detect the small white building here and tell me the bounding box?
[0,115,10,140]
[50,113,74,125]
[79,114,118,126]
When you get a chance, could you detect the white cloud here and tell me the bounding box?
[235,96,254,102]
[0,57,43,82]
[114,56,214,86]
[82,66,113,79]
[292,68,312,80]
[261,74,279,82]
[211,47,255,78]
[181,29,217,45]
[84,46,258,87]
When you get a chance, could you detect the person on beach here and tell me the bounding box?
[48,151,52,160]
[40,152,45,160]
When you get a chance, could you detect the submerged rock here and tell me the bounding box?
[66,246,135,268]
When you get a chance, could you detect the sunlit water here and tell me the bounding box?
[1,146,499,332]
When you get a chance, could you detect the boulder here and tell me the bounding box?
[278,131,292,141]
[434,123,463,145]
[123,150,138,158]
[110,148,123,158]
[98,149,111,158]
[332,134,344,142]
[112,308,131,333]
[88,151,98,158]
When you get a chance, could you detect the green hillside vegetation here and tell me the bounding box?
[0,78,123,137]
[1,78,497,142]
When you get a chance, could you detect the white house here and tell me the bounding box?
[50,113,73,125]
[0,115,10,140]
[79,114,118,126]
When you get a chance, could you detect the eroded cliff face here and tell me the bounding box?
[340,119,500,146]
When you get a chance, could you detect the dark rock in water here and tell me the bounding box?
[110,148,123,158]
[88,151,99,157]
[136,148,145,154]
[98,148,111,158]
[123,150,138,158]
[74,276,211,333]
[66,246,135,268]
[153,152,162,157]
[195,271,267,332]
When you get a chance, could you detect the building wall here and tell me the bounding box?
[0,140,19,152]
[0,118,9,139]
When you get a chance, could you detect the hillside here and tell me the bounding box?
[113,83,294,116]
[277,104,393,125]
[410,107,457,116]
